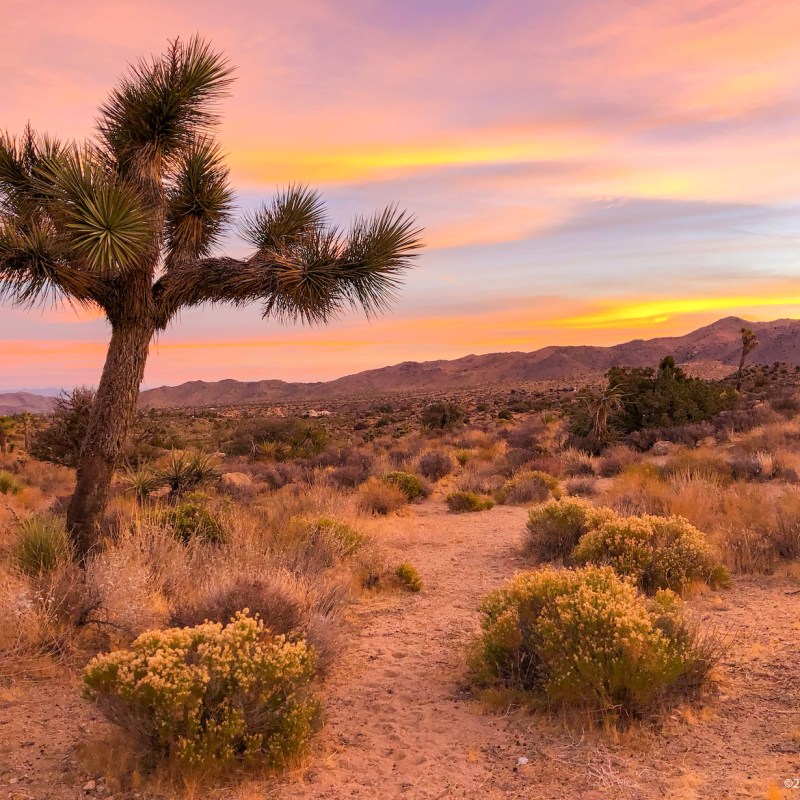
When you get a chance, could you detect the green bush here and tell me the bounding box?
[572,515,729,595]
[524,498,617,561]
[471,566,718,716]
[446,491,494,513]
[0,470,23,495]
[83,613,318,773]
[395,563,423,592]
[165,502,225,544]
[455,449,473,466]
[496,470,560,505]
[421,401,464,431]
[384,471,427,501]
[14,515,72,575]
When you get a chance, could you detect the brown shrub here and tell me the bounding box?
[357,478,407,515]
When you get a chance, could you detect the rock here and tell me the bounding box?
[650,441,673,456]
[83,780,96,792]
[220,472,253,490]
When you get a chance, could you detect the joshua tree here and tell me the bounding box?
[736,327,759,391]
[0,416,15,454]
[0,38,422,557]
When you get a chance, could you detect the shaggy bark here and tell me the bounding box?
[66,315,153,558]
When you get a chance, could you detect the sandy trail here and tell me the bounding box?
[267,503,532,800]
[3,502,799,800]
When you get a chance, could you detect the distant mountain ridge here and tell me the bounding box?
[0,392,57,415]
[133,316,800,410]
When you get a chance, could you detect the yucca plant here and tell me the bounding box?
[14,514,73,575]
[120,464,162,501]
[0,38,422,556]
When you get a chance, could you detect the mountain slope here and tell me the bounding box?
[135,316,800,409]
[0,392,57,415]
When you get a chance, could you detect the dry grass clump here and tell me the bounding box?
[496,470,560,505]
[446,491,495,513]
[357,477,407,515]
[599,464,673,517]
[170,568,347,676]
[564,476,598,497]
[559,448,596,477]
[524,498,616,562]
[84,613,318,776]
[596,445,641,477]
[0,470,24,495]
[395,563,423,592]
[573,515,729,595]
[471,566,720,718]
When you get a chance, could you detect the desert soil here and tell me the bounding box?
[2,502,800,800]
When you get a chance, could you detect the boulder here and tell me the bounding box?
[220,471,253,490]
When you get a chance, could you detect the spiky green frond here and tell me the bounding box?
[0,219,106,307]
[0,128,64,220]
[34,145,151,275]
[153,200,422,325]
[165,137,233,265]
[98,36,233,187]
[336,207,422,315]
[239,185,326,251]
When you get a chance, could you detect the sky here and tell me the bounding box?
[1,0,799,390]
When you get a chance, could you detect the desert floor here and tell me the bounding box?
[3,501,799,800]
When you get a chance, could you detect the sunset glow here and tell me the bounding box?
[2,0,799,389]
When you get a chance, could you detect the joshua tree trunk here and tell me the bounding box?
[66,317,153,558]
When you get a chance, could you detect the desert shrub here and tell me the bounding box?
[164,502,225,544]
[14,515,72,575]
[0,470,23,495]
[662,450,732,484]
[222,417,327,460]
[357,478,406,515]
[29,387,95,467]
[384,471,428,501]
[599,464,673,517]
[496,470,560,505]
[169,569,346,676]
[83,614,318,773]
[418,451,453,481]
[395,563,423,592]
[560,448,596,477]
[564,477,598,497]
[524,498,617,562]
[573,515,728,595]
[455,449,472,466]
[273,516,368,574]
[421,401,464,431]
[471,566,718,716]
[597,444,641,477]
[446,491,495,513]
[328,453,373,489]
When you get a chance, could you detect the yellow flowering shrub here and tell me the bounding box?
[83,613,318,773]
[471,566,717,716]
[524,498,617,561]
[572,515,729,594]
